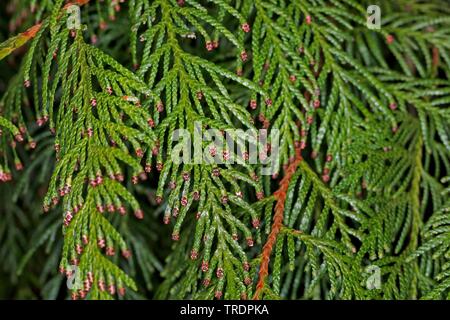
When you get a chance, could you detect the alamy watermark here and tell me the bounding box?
[66,264,82,290]
[365,265,381,290]
[171,121,280,176]
[367,5,381,30]
[67,5,82,30]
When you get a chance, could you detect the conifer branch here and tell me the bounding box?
[0,0,449,300]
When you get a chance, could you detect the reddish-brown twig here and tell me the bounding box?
[253,147,302,300]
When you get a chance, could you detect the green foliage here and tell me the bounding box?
[0,0,449,300]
